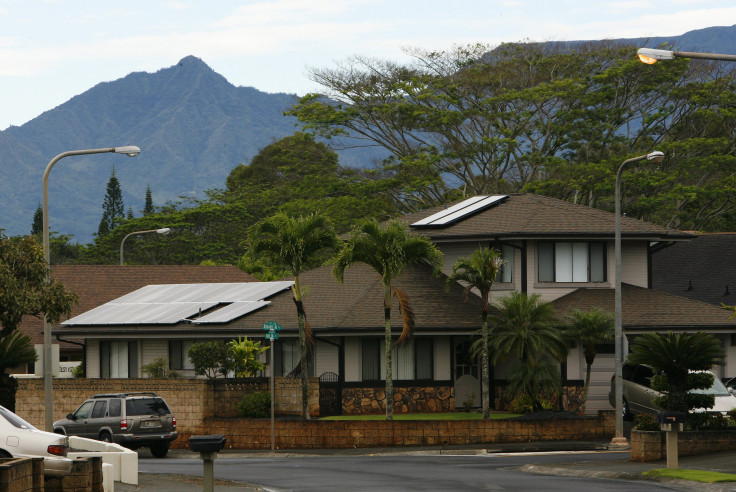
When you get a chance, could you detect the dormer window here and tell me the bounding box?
[537,241,606,283]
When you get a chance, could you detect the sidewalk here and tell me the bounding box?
[116,441,736,491]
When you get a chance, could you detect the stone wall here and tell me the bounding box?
[630,429,736,462]
[341,386,454,414]
[205,411,615,449]
[0,457,43,492]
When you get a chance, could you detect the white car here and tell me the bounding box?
[0,405,72,477]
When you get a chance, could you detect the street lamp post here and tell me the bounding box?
[638,47,736,64]
[611,150,664,447]
[120,228,171,265]
[42,146,140,431]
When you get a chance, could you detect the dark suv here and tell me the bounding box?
[53,392,177,458]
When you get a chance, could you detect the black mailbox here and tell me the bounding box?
[189,434,226,453]
[656,411,687,424]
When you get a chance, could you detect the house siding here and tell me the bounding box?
[86,340,100,378]
[141,340,168,376]
[314,339,339,377]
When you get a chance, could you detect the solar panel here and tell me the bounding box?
[62,281,293,326]
[193,301,270,324]
[411,195,508,227]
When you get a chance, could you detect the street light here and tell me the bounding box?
[611,150,664,447]
[120,228,171,265]
[42,146,141,431]
[638,47,736,64]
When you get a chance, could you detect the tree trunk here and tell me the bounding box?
[481,313,490,419]
[384,285,393,421]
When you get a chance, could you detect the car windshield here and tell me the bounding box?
[691,375,731,396]
[0,405,37,430]
[126,398,170,416]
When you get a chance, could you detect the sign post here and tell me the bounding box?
[263,321,281,452]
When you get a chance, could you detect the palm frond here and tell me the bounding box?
[392,286,415,346]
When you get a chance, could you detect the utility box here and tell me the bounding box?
[189,434,226,454]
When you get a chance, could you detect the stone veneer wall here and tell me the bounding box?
[205,411,615,449]
[630,429,736,462]
[341,386,454,414]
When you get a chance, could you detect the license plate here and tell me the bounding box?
[141,420,161,428]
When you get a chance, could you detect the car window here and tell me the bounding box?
[91,400,107,418]
[74,401,95,419]
[0,405,36,430]
[691,373,731,396]
[631,365,654,387]
[109,399,122,417]
[125,398,170,416]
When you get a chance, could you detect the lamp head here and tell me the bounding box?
[113,145,141,157]
[647,151,665,163]
[156,228,171,235]
[637,48,675,65]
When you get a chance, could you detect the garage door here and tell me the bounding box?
[583,353,615,416]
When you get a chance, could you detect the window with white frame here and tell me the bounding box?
[273,339,313,377]
[537,241,606,283]
[100,341,138,378]
[498,244,514,283]
[361,338,434,381]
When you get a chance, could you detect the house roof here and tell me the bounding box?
[53,262,487,338]
[550,283,736,331]
[24,265,256,346]
[399,193,694,242]
[651,233,736,306]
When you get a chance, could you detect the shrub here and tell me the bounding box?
[634,413,659,431]
[508,393,553,414]
[237,391,271,418]
[141,357,182,379]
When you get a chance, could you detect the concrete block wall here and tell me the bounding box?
[630,429,736,462]
[0,457,42,492]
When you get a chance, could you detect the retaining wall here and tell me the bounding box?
[630,429,736,462]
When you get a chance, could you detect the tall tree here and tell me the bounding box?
[31,204,43,237]
[0,233,77,408]
[486,292,566,411]
[143,184,154,216]
[446,247,504,419]
[98,167,125,236]
[253,214,340,419]
[564,308,614,411]
[333,220,442,420]
[626,332,724,413]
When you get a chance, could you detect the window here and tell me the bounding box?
[108,399,122,417]
[100,341,138,378]
[498,244,513,283]
[273,339,312,377]
[168,340,195,370]
[91,401,107,418]
[361,339,380,381]
[415,338,434,380]
[538,241,606,283]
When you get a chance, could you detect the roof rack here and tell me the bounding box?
[91,392,158,398]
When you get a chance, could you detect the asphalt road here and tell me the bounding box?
[133,450,682,491]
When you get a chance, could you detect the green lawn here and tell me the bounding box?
[320,412,520,421]
[644,469,736,483]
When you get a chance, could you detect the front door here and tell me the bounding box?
[453,337,481,410]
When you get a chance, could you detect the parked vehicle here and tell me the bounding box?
[53,392,177,458]
[0,405,72,476]
[609,363,736,419]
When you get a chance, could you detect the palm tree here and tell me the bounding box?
[333,220,442,420]
[486,291,566,411]
[0,331,38,411]
[253,213,340,420]
[446,247,504,419]
[626,331,724,413]
[564,308,614,411]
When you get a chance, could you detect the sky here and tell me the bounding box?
[0,0,734,130]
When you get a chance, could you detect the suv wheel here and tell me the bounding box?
[99,432,113,443]
[150,442,169,458]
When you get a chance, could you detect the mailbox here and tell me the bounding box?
[189,434,226,453]
[656,412,687,424]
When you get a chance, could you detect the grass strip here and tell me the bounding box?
[643,468,736,483]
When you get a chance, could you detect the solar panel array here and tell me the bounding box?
[410,195,509,227]
[61,281,293,326]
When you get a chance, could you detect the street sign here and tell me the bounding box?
[262,321,281,332]
[265,331,279,341]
